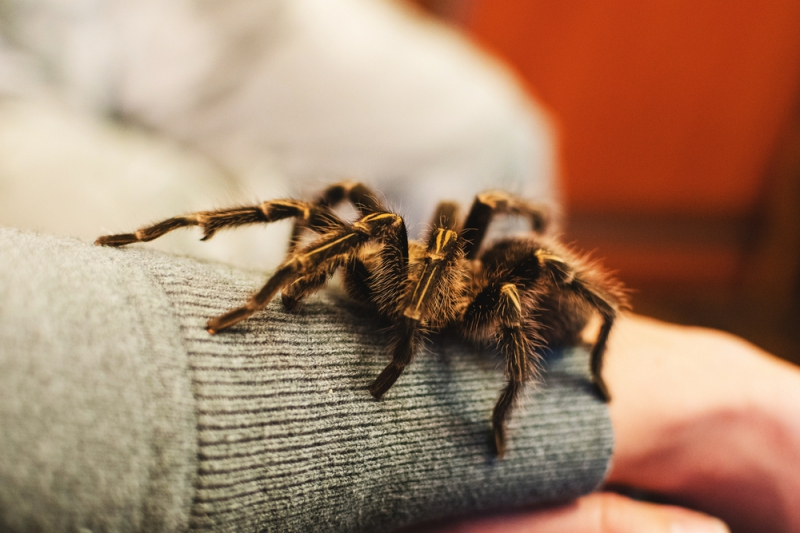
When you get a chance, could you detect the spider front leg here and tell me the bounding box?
[461,191,552,259]
[368,223,465,399]
[95,200,344,246]
[368,316,420,399]
[463,282,541,458]
[361,220,414,398]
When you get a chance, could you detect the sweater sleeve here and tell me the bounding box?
[0,227,613,533]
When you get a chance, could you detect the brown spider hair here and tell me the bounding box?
[96,182,628,457]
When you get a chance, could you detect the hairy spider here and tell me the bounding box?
[96,182,628,457]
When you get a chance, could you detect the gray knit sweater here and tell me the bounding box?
[0,227,613,532]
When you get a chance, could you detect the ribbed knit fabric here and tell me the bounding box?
[0,228,613,532]
[0,228,197,533]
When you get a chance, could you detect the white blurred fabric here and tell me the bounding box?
[0,0,557,271]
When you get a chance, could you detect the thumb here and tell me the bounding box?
[427,492,729,533]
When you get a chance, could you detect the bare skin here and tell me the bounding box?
[422,314,800,533]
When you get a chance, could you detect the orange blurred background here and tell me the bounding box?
[415,0,800,363]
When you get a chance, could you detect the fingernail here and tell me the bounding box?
[670,517,730,533]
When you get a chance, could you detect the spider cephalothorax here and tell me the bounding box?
[96,182,628,457]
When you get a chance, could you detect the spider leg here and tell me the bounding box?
[461,191,552,259]
[316,181,387,213]
[463,282,540,458]
[289,181,387,251]
[360,221,412,397]
[285,206,408,311]
[429,200,461,232]
[340,258,374,304]
[535,249,625,401]
[95,200,344,246]
[208,212,406,334]
[368,226,463,399]
[356,213,410,317]
[283,183,392,307]
[368,316,419,398]
[568,279,618,401]
[280,264,339,311]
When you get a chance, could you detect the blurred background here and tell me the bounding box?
[414,0,800,366]
[1,0,799,366]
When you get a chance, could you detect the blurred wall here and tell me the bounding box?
[413,0,800,361]
[461,0,800,291]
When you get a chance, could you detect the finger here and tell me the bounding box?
[423,493,729,533]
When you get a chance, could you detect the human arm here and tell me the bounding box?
[0,227,613,532]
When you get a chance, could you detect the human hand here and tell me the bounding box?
[421,491,729,532]
[604,315,800,532]
[420,315,800,533]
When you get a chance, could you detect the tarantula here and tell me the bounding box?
[96,182,627,457]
